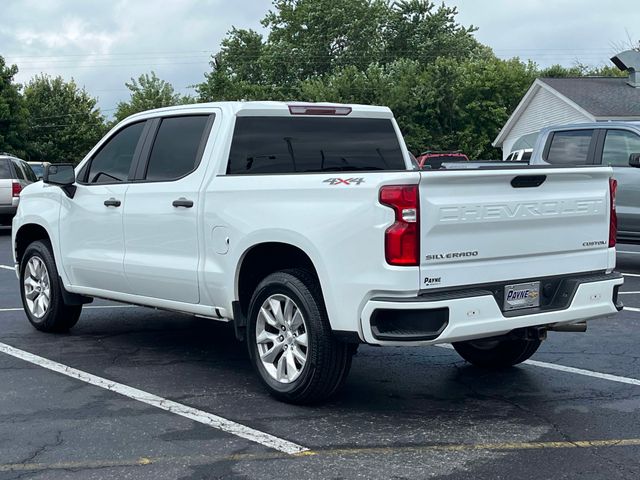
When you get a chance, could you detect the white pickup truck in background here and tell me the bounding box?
[12,102,623,403]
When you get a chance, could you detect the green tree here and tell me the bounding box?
[197,0,633,159]
[23,75,105,164]
[197,0,484,101]
[114,71,186,122]
[382,0,488,64]
[540,62,626,78]
[0,56,27,157]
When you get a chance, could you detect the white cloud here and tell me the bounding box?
[2,0,639,116]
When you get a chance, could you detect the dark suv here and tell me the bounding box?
[0,154,37,226]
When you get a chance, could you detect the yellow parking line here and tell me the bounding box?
[3,438,640,472]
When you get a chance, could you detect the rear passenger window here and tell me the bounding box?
[87,121,145,184]
[145,116,210,181]
[602,130,640,167]
[21,161,38,182]
[11,160,25,180]
[545,130,593,165]
[227,117,405,174]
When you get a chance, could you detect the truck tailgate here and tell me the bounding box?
[419,167,614,290]
[0,179,12,205]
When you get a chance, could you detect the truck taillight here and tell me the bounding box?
[379,185,419,266]
[12,181,22,198]
[609,177,617,248]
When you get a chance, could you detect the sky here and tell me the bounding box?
[2,0,639,117]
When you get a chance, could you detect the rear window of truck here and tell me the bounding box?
[227,117,405,174]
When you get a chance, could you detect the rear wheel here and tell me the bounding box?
[247,269,352,404]
[20,240,82,333]
[452,337,541,368]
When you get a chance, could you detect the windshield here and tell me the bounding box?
[30,164,44,178]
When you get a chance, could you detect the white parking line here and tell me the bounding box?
[0,305,135,312]
[0,342,309,455]
[622,273,640,278]
[0,265,15,271]
[436,344,640,387]
[525,360,640,386]
[619,291,640,295]
[623,306,640,313]
[618,251,640,255]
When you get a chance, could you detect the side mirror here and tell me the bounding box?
[629,153,640,168]
[43,164,76,198]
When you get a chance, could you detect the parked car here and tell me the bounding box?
[505,148,533,162]
[416,150,469,169]
[0,153,37,226]
[12,102,622,404]
[28,161,49,180]
[530,122,640,243]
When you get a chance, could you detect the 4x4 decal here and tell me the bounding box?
[323,177,365,186]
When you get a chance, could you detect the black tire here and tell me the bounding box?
[247,269,353,404]
[452,337,541,368]
[20,240,82,333]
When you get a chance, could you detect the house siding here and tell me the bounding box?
[501,86,592,159]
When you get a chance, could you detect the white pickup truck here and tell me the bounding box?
[12,102,623,403]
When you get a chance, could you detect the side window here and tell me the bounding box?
[21,161,38,182]
[144,115,210,182]
[11,160,26,180]
[86,122,145,184]
[602,130,640,167]
[545,130,594,165]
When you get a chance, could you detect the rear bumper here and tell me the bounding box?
[0,204,17,215]
[360,272,624,346]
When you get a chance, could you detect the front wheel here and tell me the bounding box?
[247,269,352,404]
[452,337,542,368]
[20,240,82,333]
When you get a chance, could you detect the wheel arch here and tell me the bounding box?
[14,223,52,268]
[235,242,323,320]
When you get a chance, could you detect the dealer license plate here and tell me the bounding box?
[503,281,540,311]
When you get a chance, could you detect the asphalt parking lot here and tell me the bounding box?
[1,226,639,479]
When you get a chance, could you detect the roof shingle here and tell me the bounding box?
[540,77,640,117]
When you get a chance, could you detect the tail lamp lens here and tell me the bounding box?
[609,177,617,248]
[12,181,22,197]
[379,185,419,266]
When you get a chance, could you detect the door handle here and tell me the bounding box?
[104,198,121,207]
[172,198,194,208]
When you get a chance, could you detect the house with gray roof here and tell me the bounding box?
[493,50,640,159]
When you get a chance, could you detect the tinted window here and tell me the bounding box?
[12,160,25,180]
[602,130,640,167]
[0,160,10,178]
[145,116,209,181]
[227,117,405,174]
[21,161,37,182]
[546,130,593,165]
[87,122,145,183]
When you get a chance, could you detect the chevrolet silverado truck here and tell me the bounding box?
[12,102,623,404]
